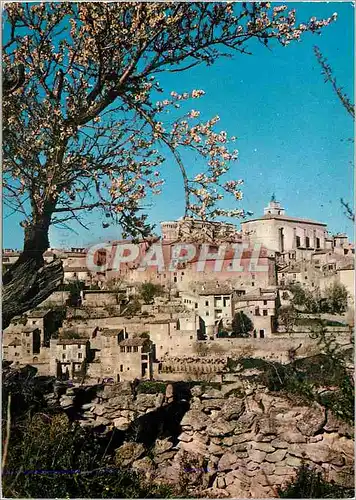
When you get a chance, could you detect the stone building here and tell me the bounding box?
[160,217,240,242]
[233,290,278,338]
[3,325,41,364]
[241,197,328,261]
[50,338,90,378]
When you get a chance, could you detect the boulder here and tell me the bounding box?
[101,382,132,399]
[286,455,302,467]
[154,439,174,455]
[264,449,287,463]
[270,438,289,449]
[181,410,210,431]
[233,413,256,434]
[248,450,266,463]
[279,431,306,444]
[113,417,130,431]
[191,385,203,397]
[252,442,276,453]
[208,421,235,437]
[132,456,155,477]
[221,400,245,421]
[218,452,238,472]
[323,410,354,437]
[135,393,157,409]
[201,399,224,411]
[115,442,145,467]
[179,439,208,457]
[178,431,193,443]
[202,388,224,399]
[92,404,106,416]
[297,405,325,436]
[59,397,73,409]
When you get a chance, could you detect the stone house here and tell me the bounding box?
[25,308,59,347]
[118,337,153,380]
[233,290,278,338]
[148,316,199,357]
[50,338,90,378]
[3,326,41,365]
[241,198,328,260]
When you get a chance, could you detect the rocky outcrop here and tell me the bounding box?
[55,382,354,498]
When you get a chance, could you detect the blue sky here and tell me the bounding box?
[3,2,354,249]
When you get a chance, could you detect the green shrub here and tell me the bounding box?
[278,464,354,498]
[137,381,167,394]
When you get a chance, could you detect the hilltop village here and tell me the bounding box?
[3,198,354,383]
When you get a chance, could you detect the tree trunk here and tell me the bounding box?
[2,219,64,329]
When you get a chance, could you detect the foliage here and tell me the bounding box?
[123,298,141,316]
[323,282,348,314]
[231,311,253,337]
[137,380,167,395]
[289,282,348,314]
[193,342,209,357]
[277,305,297,331]
[3,3,336,245]
[104,304,119,316]
[278,464,354,498]
[139,282,164,304]
[60,330,81,340]
[66,280,85,306]
[3,411,174,498]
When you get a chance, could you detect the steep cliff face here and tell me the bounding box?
[54,381,354,498]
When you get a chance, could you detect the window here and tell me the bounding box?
[293,274,296,278]
[263,310,268,316]
[181,272,184,276]
[15,352,19,357]
[205,311,209,316]
[259,330,265,339]
[255,307,260,316]
[251,282,255,287]
[205,301,209,307]
[127,346,132,353]
[27,350,30,354]
[344,249,349,255]
[316,237,320,249]
[195,303,198,309]
[190,336,193,340]
[120,365,123,372]
[305,237,310,248]
[133,346,138,353]
[26,332,30,337]
[62,354,66,360]
[63,345,66,350]
[120,346,125,353]
[263,300,267,305]
[78,353,82,359]
[174,277,177,283]
[296,236,301,247]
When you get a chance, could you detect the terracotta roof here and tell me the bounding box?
[100,328,124,336]
[242,214,327,226]
[236,292,276,302]
[57,339,88,345]
[119,338,146,347]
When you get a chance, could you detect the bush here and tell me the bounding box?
[3,411,174,498]
[278,464,354,498]
[139,282,164,304]
[231,311,253,337]
[137,381,167,394]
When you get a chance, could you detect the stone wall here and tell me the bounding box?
[55,381,354,498]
